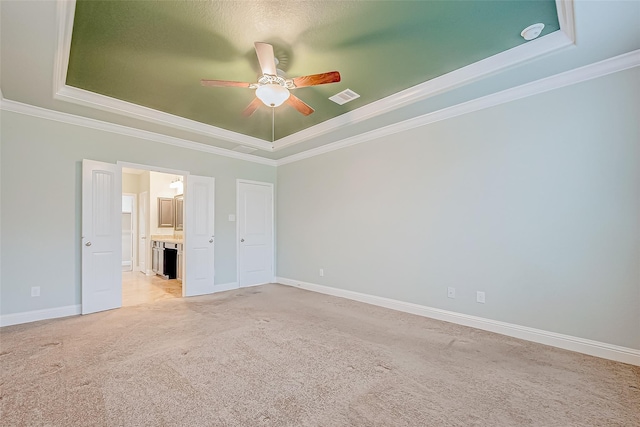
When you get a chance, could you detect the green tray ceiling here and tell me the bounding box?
[67,0,559,142]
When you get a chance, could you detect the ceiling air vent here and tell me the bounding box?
[232,145,257,154]
[329,89,360,105]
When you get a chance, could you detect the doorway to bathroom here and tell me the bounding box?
[121,166,184,307]
[82,159,216,315]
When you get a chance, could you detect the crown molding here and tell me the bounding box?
[5,48,638,168]
[52,0,272,152]
[53,0,575,154]
[556,0,576,44]
[53,85,274,151]
[0,98,278,167]
[272,28,574,152]
[276,49,640,166]
[53,0,75,98]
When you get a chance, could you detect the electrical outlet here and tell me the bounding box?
[447,287,455,298]
[319,268,324,277]
[476,291,485,303]
[31,286,40,297]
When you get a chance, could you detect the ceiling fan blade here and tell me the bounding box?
[292,71,341,88]
[286,94,314,116]
[254,42,278,76]
[242,97,263,117]
[200,79,252,88]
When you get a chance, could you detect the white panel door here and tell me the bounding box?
[82,159,122,314]
[139,191,148,273]
[184,175,215,297]
[238,180,274,287]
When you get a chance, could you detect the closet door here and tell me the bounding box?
[237,180,274,287]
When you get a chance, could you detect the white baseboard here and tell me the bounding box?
[276,277,640,366]
[0,305,81,328]
[242,281,272,288]
[2,282,239,326]
[5,280,636,366]
[213,282,239,293]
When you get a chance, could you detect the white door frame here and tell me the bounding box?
[122,193,137,272]
[236,179,275,287]
[138,191,149,275]
[117,161,190,289]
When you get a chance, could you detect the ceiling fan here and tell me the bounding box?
[201,42,341,117]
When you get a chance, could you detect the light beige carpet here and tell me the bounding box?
[1,284,638,426]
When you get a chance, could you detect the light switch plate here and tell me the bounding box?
[228,214,236,222]
[476,291,486,303]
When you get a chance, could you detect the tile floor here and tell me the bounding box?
[122,271,182,306]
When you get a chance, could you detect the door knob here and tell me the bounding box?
[209,239,213,243]
[85,242,92,247]
[240,238,245,242]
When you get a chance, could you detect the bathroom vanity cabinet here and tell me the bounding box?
[151,238,183,281]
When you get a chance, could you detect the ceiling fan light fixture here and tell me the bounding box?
[256,84,290,107]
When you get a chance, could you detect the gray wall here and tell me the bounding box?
[276,68,640,350]
[2,67,638,350]
[0,112,276,315]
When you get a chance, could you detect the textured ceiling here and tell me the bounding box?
[66,0,559,143]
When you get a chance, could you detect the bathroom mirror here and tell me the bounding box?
[174,194,184,231]
[157,197,174,228]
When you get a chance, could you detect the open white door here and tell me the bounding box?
[184,175,215,297]
[237,180,274,287]
[82,159,122,314]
